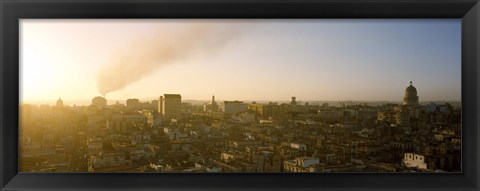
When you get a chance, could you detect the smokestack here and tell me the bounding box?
[96,23,244,96]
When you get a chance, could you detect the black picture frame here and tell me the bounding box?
[1,0,479,190]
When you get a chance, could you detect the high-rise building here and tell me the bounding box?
[159,94,182,122]
[403,81,419,106]
[126,98,140,111]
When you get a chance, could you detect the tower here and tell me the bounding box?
[158,96,164,113]
[211,95,218,111]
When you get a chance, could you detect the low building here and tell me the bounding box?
[403,153,427,170]
[283,157,320,172]
[290,143,306,151]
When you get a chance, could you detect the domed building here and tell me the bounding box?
[378,82,422,131]
[403,81,419,106]
[91,96,107,109]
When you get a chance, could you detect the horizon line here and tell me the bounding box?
[20,98,461,105]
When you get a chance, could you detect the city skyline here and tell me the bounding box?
[21,19,461,103]
[19,77,462,173]
[20,94,462,107]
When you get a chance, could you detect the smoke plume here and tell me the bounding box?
[97,23,243,96]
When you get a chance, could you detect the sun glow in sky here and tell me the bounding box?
[20,19,461,105]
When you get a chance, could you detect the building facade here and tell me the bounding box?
[222,101,248,115]
[159,94,182,122]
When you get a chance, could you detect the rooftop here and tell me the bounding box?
[164,94,181,98]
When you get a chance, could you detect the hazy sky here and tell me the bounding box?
[20,19,461,104]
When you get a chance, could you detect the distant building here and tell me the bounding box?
[378,110,393,122]
[88,153,132,172]
[291,97,297,111]
[394,106,411,126]
[377,82,421,127]
[356,108,377,120]
[144,111,161,127]
[151,100,159,112]
[111,101,125,110]
[91,96,107,108]
[222,101,248,115]
[113,112,147,123]
[107,112,147,134]
[424,103,454,123]
[318,109,343,120]
[248,103,264,116]
[204,95,219,113]
[211,95,219,111]
[159,94,182,122]
[264,102,291,119]
[398,82,422,127]
[425,103,438,113]
[403,81,419,106]
[126,98,140,111]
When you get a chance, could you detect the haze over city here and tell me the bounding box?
[19,19,462,173]
[20,19,461,105]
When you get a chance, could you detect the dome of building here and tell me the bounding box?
[403,81,419,105]
[405,82,417,96]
